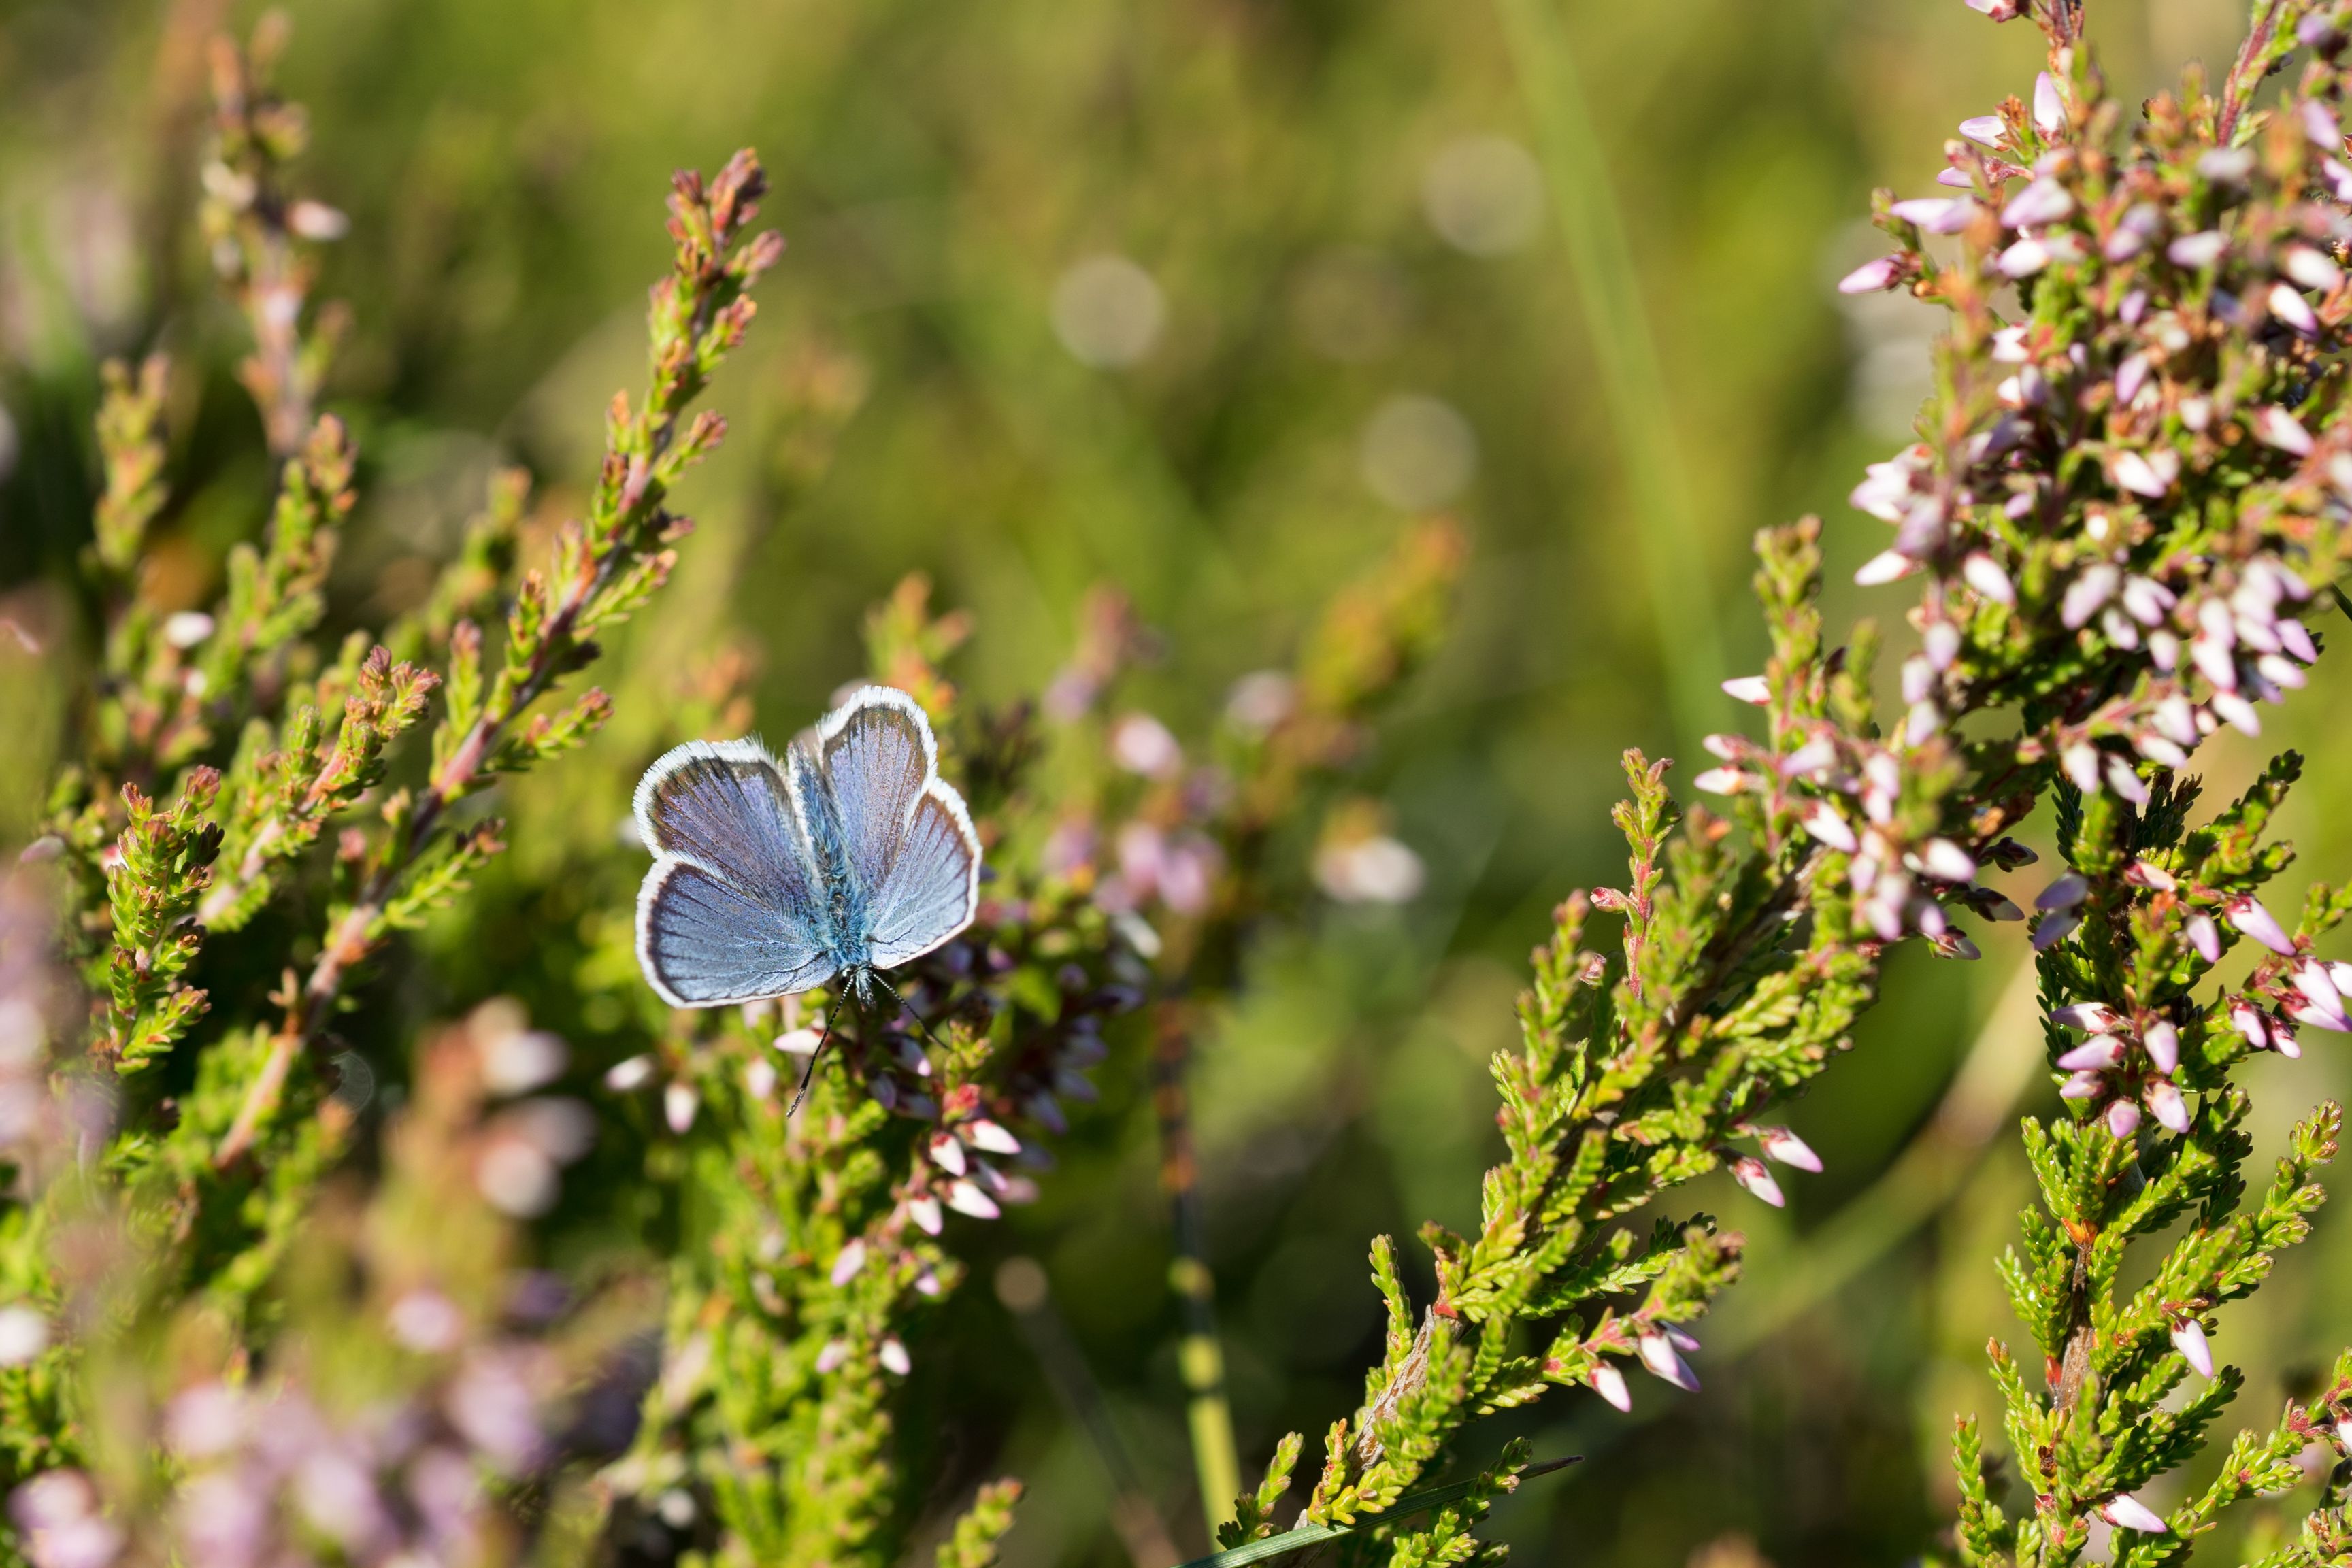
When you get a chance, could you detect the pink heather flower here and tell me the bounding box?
[2172,1317,2214,1377]
[1923,619,1961,669]
[1636,1331,1700,1392]
[928,1132,968,1176]
[814,1339,850,1373]
[2106,1098,2142,1138]
[2226,896,2296,956]
[2168,230,2227,269]
[2288,1001,2349,1033]
[1802,805,1858,852]
[2293,959,2348,1024]
[2000,178,2074,228]
[1959,114,2005,146]
[1729,1155,1785,1208]
[1665,1324,1701,1352]
[2304,99,2345,146]
[2120,576,2175,624]
[2126,858,2177,893]
[2061,564,2119,628]
[1110,713,1182,777]
[1891,197,1972,233]
[1929,930,1983,960]
[2330,960,2352,995]
[2259,653,2307,690]
[908,1195,944,1235]
[878,1338,912,1376]
[2274,1023,2303,1059]
[663,1082,699,1134]
[1692,768,1750,796]
[2113,353,2151,406]
[2187,913,2222,963]
[2106,758,2150,805]
[2036,873,2088,912]
[1591,1362,1632,1412]
[1721,675,1772,705]
[2283,244,2344,292]
[1756,1126,1823,1172]
[1962,552,2016,604]
[2061,743,2102,794]
[2144,1020,2180,1074]
[2059,1071,2105,1101]
[2229,1000,2272,1049]
[2033,71,2065,134]
[2253,405,2315,455]
[946,1179,1000,1219]
[2145,1078,2190,1134]
[1837,256,1902,295]
[2057,1037,2121,1071]
[2050,1001,2119,1032]
[2100,1495,2168,1535]
[830,1239,867,1286]
[2270,282,2322,336]
[2279,619,2319,663]
[2032,910,2081,951]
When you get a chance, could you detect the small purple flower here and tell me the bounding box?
[2144,1020,2180,1074]
[2144,1078,2190,1134]
[1636,1331,1700,1392]
[2000,178,2073,229]
[2037,873,2087,912]
[2106,1098,2142,1138]
[1837,256,1902,295]
[2186,913,2221,963]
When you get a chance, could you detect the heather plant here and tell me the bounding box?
[14,1,2352,1567]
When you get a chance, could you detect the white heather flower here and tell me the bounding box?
[1590,1363,1632,1412]
[830,1239,867,1286]
[1854,550,1917,586]
[928,1132,968,1176]
[1801,805,1859,853]
[664,1082,699,1134]
[1755,1126,1823,1172]
[2269,282,2321,336]
[1636,1331,1700,1392]
[946,1180,1000,1219]
[603,1054,655,1091]
[2100,1495,2168,1534]
[0,1306,48,1366]
[2171,1318,2214,1377]
[2144,1020,2180,1074]
[2120,576,2175,624]
[2226,896,2296,955]
[2253,405,2315,455]
[1720,675,1772,705]
[963,1118,1021,1155]
[1728,1155,1785,1208]
[878,1338,912,1376]
[1959,114,2005,146]
[908,1195,944,1235]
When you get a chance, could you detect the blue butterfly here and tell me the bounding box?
[632,686,982,1075]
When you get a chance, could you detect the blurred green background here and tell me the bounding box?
[8,0,2352,1563]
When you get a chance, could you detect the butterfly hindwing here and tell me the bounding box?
[637,858,835,1007]
[867,780,982,967]
[632,738,838,1006]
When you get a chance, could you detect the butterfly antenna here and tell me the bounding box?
[787,1010,838,1116]
[873,973,959,1065]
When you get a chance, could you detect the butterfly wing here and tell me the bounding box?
[866,782,982,967]
[812,686,981,968]
[813,686,936,895]
[632,739,837,1007]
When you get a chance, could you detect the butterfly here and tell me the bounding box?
[633,685,982,1099]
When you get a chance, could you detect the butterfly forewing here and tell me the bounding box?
[815,687,935,895]
[867,784,982,967]
[633,741,817,905]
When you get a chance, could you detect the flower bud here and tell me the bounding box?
[1756,1126,1823,1172]
[2145,1078,2190,1134]
[2105,1097,2141,1138]
[1591,1363,1632,1412]
[1729,1155,1785,1208]
[1636,1331,1700,1392]
[2225,896,2296,956]
[2100,1495,2168,1535]
[2170,1317,2213,1377]
[2144,1020,2179,1074]
[831,1239,867,1286]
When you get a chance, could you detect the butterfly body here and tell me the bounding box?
[633,686,982,1010]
